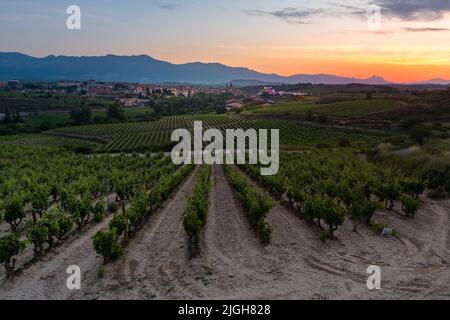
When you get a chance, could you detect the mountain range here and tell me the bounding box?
[0,52,448,86]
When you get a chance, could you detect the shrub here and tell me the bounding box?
[93,230,122,264]
[4,195,26,231]
[109,214,129,237]
[401,195,421,218]
[26,222,49,256]
[93,202,105,223]
[0,233,26,277]
[256,218,271,245]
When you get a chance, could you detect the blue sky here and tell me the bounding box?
[1,0,450,81]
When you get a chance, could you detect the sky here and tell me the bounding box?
[1,0,450,82]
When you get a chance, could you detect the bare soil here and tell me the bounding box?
[1,165,449,300]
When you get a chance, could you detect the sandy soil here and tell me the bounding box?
[1,165,449,300]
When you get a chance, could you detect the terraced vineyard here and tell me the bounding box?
[48,114,397,152]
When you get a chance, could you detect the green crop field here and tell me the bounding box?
[0,133,97,149]
[21,107,153,126]
[313,98,402,118]
[249,99,314,116]
[249,98,402,119]
[47,114,401,152]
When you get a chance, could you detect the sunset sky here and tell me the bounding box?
[1,0,450,82]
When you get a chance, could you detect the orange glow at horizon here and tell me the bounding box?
[249,60,450,83]
[162,42,450,83]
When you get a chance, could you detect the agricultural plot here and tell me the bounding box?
[48,114,394,152]
[0,146,449,299]
[250,98,402,119]
[0,133,97,150]
[239,150,425,238]
[313,98,402,118]
[0,145,177,279]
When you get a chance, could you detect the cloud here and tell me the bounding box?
[402,27,450,32]
[245,7,325,24]
[371,0,450,21]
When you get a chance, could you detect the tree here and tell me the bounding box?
[0,233,26,277]
[70,105,92,125]
[93,202,105,223]
[93,230,122,264]
[106,104,125,121]
[4,196,26,232]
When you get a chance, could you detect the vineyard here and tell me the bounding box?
[47,114,397,152]
[239,150,425,239]
[0,145,179,277]
[0,134,97,150]
[249,98,403,119]
[0,144,449,300]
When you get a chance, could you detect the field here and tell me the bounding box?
[11,107,154,127]
[249,98,403,119]
[0,90,449,300]
[0,145,449,299]
[0,133,97,150]
[47,114,402,152]
[0,92,115,112]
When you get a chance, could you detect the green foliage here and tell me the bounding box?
[224,165,274,244]
[127,189,149,225]
[4,195,26,231]
[256,218,271,245]
[31,184,50,219]
[39,210,62,247]
[93,202,105,223]
[245,150,424,238]
[26,221,48,256]
[400,177,426,199]
[51,208,74,240]
[93,230,122,264]
[70,195,93,228]
[0,233,26,276]
[70,105,92,125]
[109,214,129,237]
[401,195,421,218]
[106,104,125,122]
[46,114,390,153]
[183,166,211,256]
